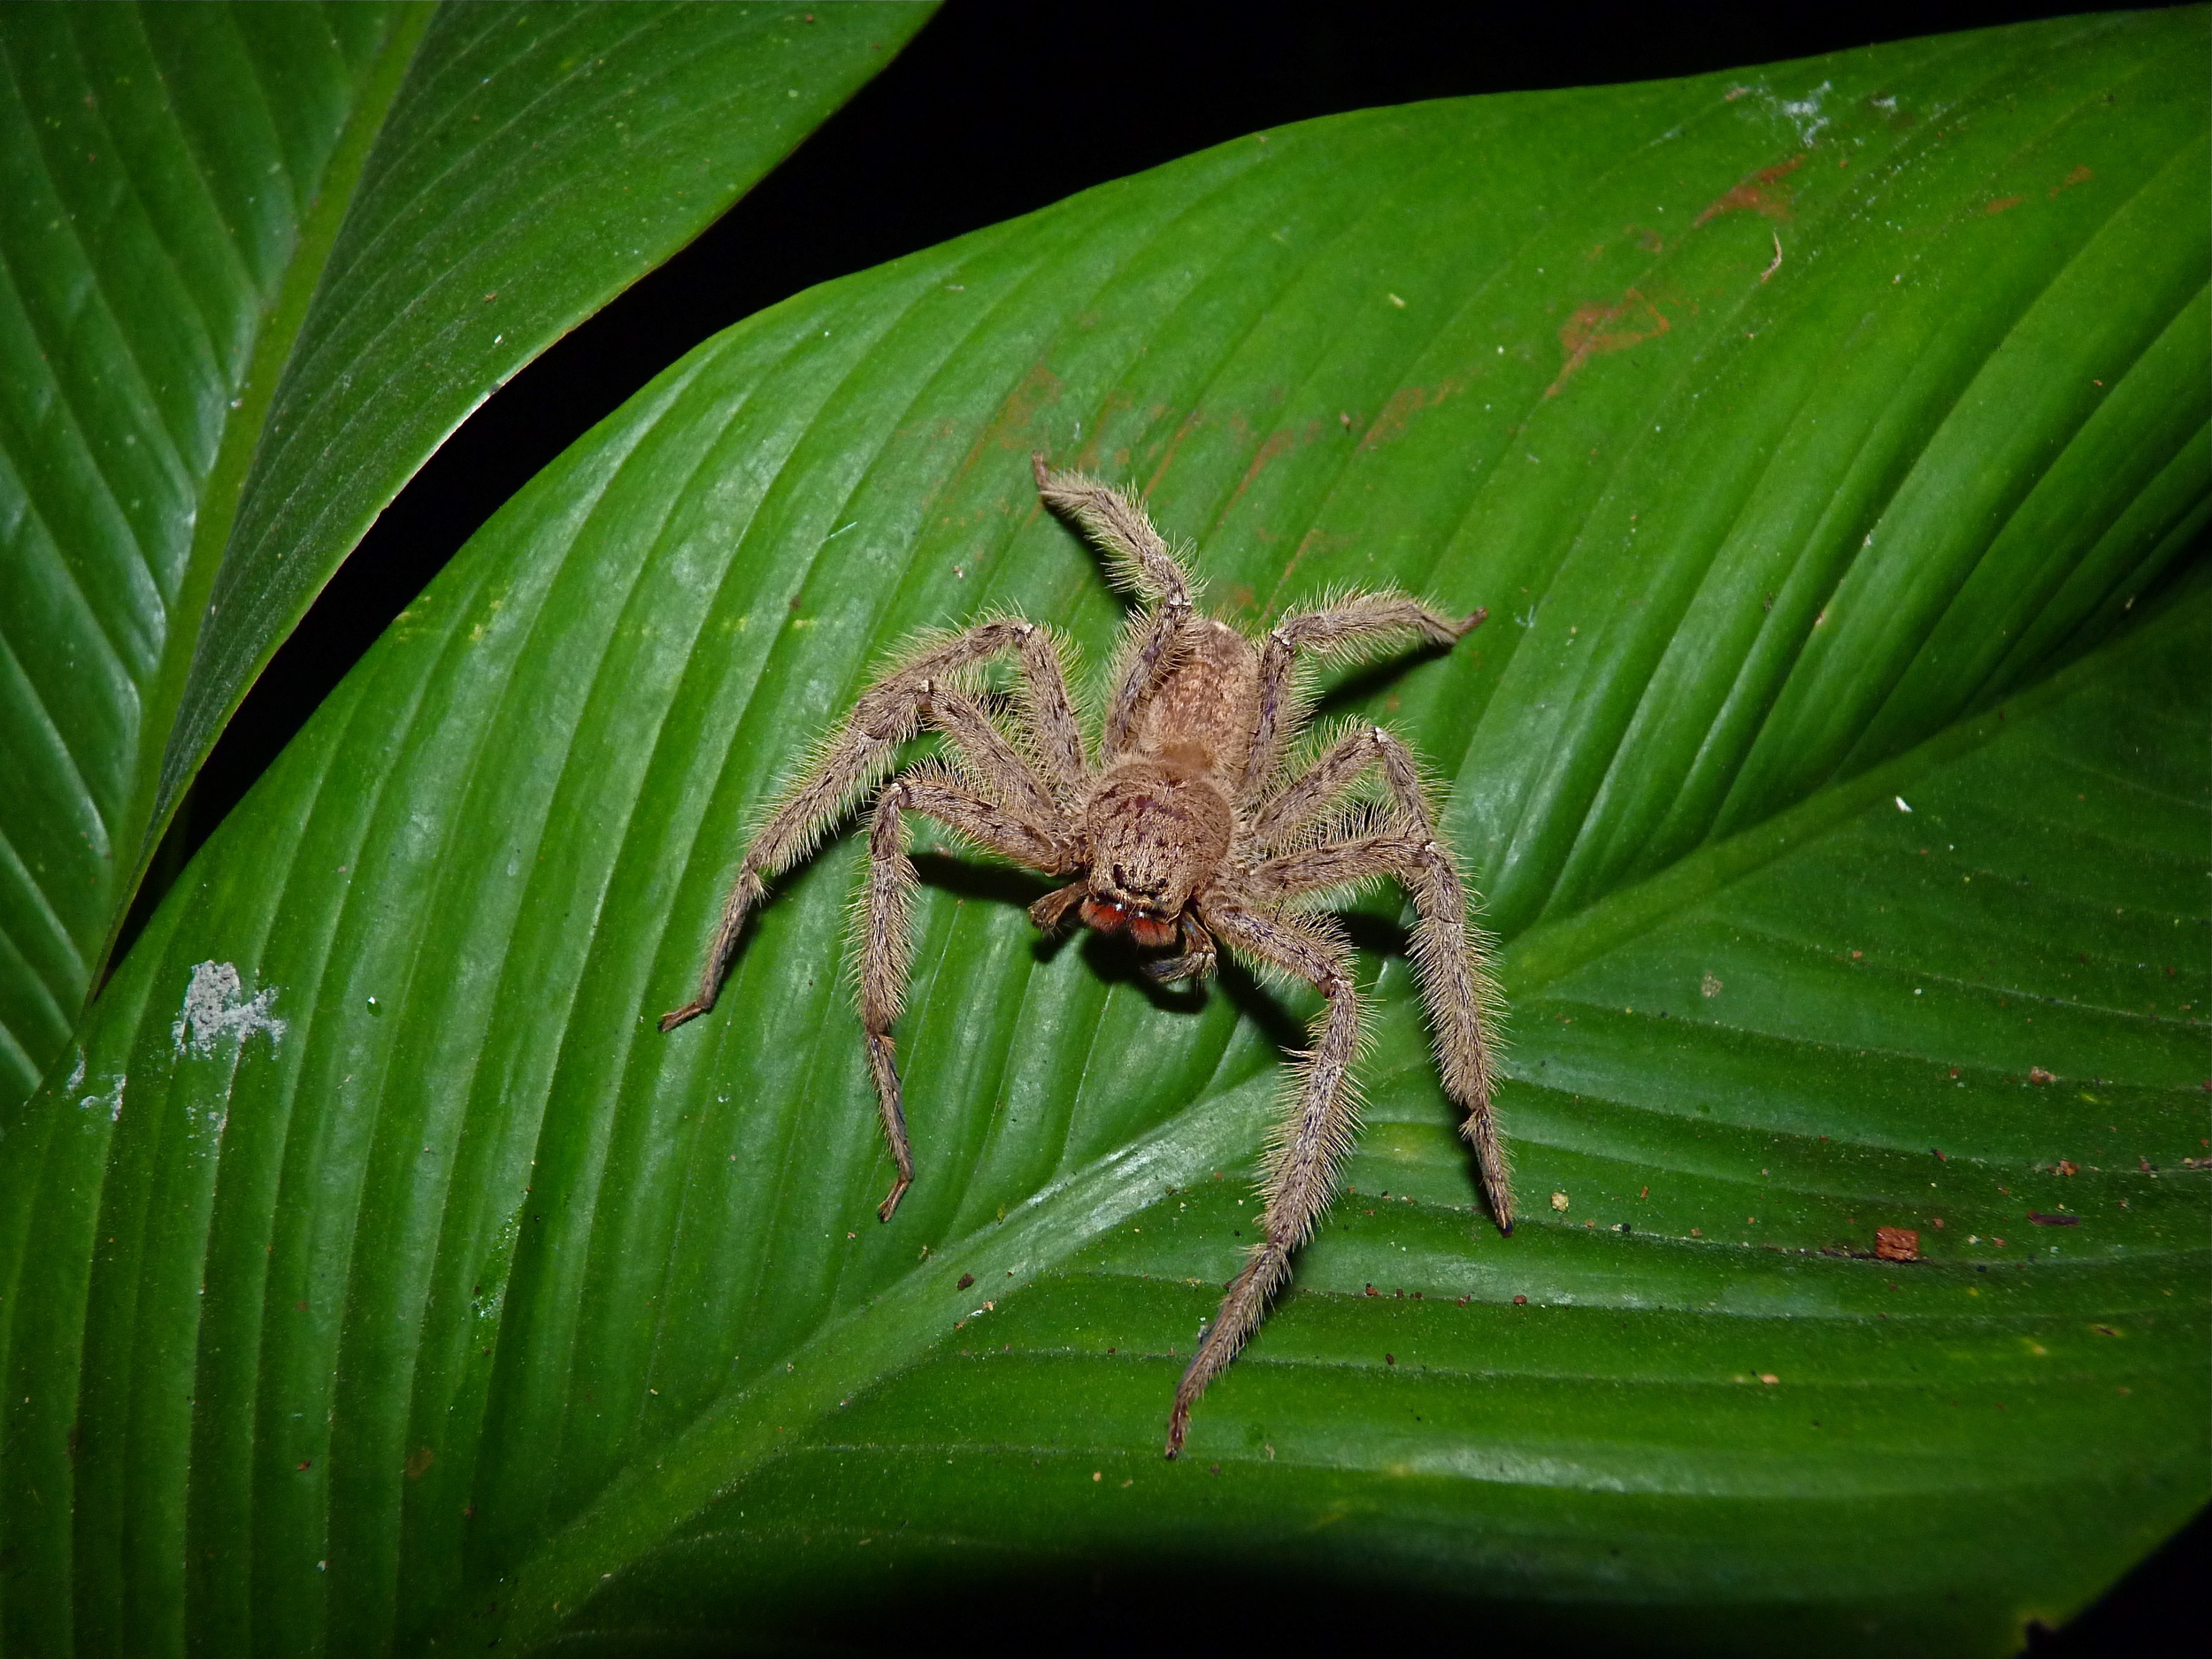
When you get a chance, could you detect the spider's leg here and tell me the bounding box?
[661,617,1073,1032]
[1032,454,1200,757]
[1245,720,1391,854]
[1003,608,1089,803]
[859,780,922,1223]
[1243,732,1509,1233]
[858,769,1073,1222]
[1141,912,1217,984]
[1240,596,1484,804]
[1165,902,1362,1459]
[924,686,1062,826]
[1033,453,1194,608]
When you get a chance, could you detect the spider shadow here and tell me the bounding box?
[1305,635,1460,722]
[906,849,1056,915]
[902,851,1201,1019]
[907,861,1495,1223]
[906,856,1449,1079]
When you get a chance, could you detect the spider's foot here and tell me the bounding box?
[1456,606,1489,637]
[877,1173,912,1224]
[658,1001,709,1033]
[1164,1403,1190,1461]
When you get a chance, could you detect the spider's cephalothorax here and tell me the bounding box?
[663,456,1509,1457]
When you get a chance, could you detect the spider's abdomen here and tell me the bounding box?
[1132,619,1259,779]
[1080,759,1232,926]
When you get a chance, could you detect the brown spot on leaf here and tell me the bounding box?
[956,1272,975,1290]
[405,1447,435,1481]
[1874,1227,1920,1262]
[1225,427,1296,511]
[1547,290,1671,397]
[1694,155,1804,227]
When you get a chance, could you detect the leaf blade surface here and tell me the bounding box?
[0,13,2203,1656]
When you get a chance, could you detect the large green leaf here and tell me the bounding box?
[0,1,932,1107]
[3,12,2205,1655]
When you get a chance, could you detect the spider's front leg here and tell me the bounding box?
[660,616,1082,1032]
[1032,454,1202,757]
[861,767,1074,1221]
[1166,902,1363,1458]
[1240,596,1484,804]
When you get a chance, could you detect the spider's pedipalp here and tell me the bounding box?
[1027,878,1087,933]
[1140,912,1218,985]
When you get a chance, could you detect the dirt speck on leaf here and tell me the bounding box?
[1874,1227,1920,1262]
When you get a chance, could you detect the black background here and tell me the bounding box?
[160,4,2204,1649]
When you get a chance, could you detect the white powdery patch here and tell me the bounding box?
[79,1072,126,1122]
[1728,78,1835,148]
[1775,80,1833,146]
[172,961,289,1057]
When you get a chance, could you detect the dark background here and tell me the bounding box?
[161,4,2203,1649]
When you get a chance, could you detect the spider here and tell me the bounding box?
[663,455,1510,1458]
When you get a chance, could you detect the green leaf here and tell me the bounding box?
[0,1,933,1107]
[3,12,2204,1655]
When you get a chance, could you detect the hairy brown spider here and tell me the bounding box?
[663,455,1509,1457]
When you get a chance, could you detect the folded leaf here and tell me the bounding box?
[0,1,932,1106]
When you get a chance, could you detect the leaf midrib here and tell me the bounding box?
[127,3,438,987]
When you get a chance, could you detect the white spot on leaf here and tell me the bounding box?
[79,1072,125,1122]
[172,962,288,1057]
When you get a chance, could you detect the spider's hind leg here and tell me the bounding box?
[1240,597,1484,805]
[1032,455,1205,758]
